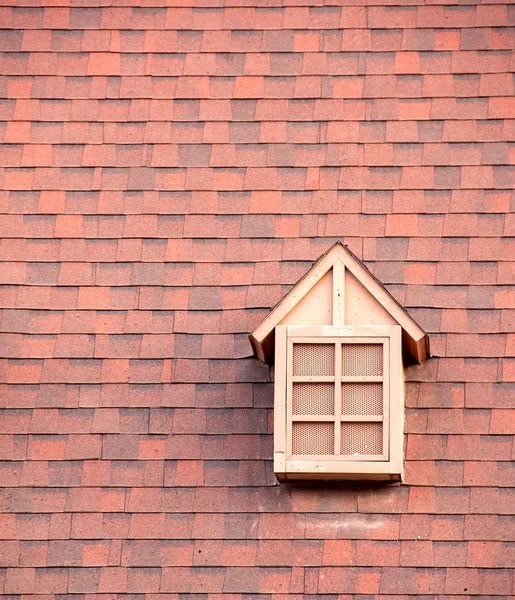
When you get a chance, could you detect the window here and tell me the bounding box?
[274,324,403,480]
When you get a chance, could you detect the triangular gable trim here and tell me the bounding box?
[250,241,429,364]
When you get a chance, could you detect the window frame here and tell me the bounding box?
[274,324,403,480]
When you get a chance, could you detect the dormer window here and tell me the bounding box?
[250,242,429,481]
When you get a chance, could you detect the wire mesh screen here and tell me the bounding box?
[341,422,383,455]
[293,343,335,377]
[342,382,383,416]
[292,422,334,455]
[292,382,334,416]
[342,343,383,377]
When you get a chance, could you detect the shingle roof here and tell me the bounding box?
[0,1,514,597]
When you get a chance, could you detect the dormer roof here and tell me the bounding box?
[250,241,429,365]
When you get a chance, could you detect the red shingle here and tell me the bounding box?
[1,4,513,598]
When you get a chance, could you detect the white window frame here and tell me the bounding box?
[274,324,403,480]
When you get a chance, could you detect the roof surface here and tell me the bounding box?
[0,1,514,597]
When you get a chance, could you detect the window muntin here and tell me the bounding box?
[287,337,389,461]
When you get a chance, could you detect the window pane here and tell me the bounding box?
[342,343,383,377]
[341,422,383,455]
[342,382,383,416]
[292,422,334,455]
[293,382,334,416]
[293,343,335,376]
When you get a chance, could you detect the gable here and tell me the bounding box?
[250,242,429,364]
[345,270,398,327]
